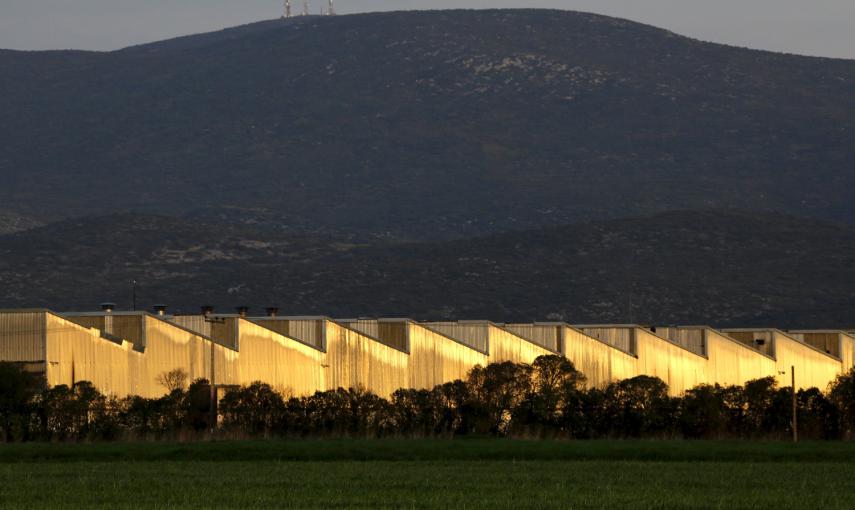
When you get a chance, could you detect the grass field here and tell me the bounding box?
[1,440,853,509]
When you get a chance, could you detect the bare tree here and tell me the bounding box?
[156,368,188,393]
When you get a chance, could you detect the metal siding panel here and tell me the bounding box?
[561,326,638,388]
[0,311,46,362]
[407,322,489,389]
[421,322,489,353]
[235,319,326,397]
[504,324,561,351]
[487,325,554,364]
[634,329,707,396]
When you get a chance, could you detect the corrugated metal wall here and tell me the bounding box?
[562,326,638,388]
[0,311,45,362]
[45,313,140,397]
[488,324,555,363]
[504,323,562,352]
[170,315,212,339]
[5,310,855,399]
[841,333,855,373]
[251,318,326,350]
[724,329,776,357]
[138,315,239,397]
[772,331,841,390]
[338,319,409,352]
[65,314,145,349]
[789,331,841,357]
[576,326,635,353]
[634,328,708,395]
[234,318,325,397]
[406,321,488,389]
[421,322,489,353]
[655,327,706,356]
[324,320,408,398]
[695,327,776,387]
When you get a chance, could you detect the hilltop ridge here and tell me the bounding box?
[0,9,853,239]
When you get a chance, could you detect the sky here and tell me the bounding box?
[1,0,854,60]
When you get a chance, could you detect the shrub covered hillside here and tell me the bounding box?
[2,357,855,442]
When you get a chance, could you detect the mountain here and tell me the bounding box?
[1,210,854,328]
[1,10,854,239]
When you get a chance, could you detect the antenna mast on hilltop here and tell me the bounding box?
[283,0,292,18]
[302,0,309,16]
[328,0,336,15]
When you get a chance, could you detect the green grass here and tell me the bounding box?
[0,440,853,509]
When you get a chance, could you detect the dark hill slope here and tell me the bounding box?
[1,210,854,328]
[1,10,854,238]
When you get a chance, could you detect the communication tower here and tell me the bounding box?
[302,0,309,16]
[328,0,336,15]
[284,0,292,18]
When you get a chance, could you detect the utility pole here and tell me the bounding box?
[791,365,798,443]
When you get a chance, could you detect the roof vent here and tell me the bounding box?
[755,338,766,346]
[153,304,167,316]
[236,306,249,318]
[100,302,116,313]
[266,307,279,318]
[201,305,214,317]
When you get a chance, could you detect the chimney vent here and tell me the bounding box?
[100,302,116,313]
[236,306,249,318]
[153,304,167,316]
[266,307,279,318]
[201,305,214,317]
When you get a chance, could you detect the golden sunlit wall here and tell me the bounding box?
[630,328,708,395]
[840,333,855,373]
[337,318,490,389]
[139,315,239,397]
[693,327,776,387]
[561,326,638,388]
[771,330,841,391]
[45,313,141,396]
[6,310,855,400]
[324,320,409,398]
[488,324,556,364]
[406,321,488,389]
[237,318,326,397]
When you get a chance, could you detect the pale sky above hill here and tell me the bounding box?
[1,0,854,59]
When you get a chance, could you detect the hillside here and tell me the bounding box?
[1,210,853,328]
[1,10,854,239]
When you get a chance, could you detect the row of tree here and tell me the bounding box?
[2,357,855,442]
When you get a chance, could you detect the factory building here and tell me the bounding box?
[1,308,854,399]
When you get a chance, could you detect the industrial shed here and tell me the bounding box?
[3,308,855,400]
[63,311,240,398]
[173,315,410,398]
